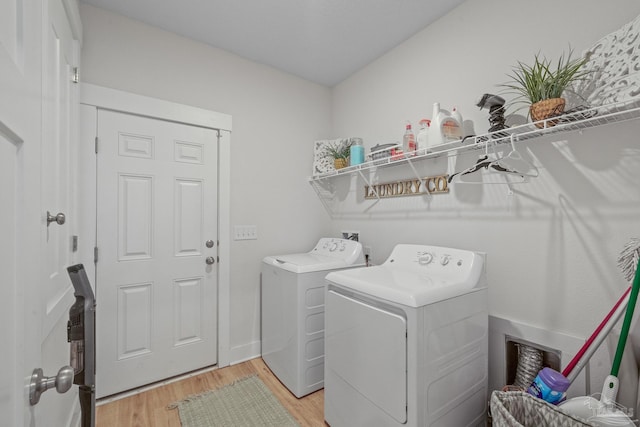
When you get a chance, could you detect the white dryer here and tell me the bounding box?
[324,244,488,426]
[261,238,365,398]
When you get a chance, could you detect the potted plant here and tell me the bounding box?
[324,140,352,169]
[502,50,590,128]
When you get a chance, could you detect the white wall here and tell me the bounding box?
[331,0,640,395]
[79,4,334,360]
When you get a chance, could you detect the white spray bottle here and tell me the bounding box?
[429,103,444,147]
[416,119,430,153]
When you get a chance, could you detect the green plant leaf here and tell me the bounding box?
[499,49,591,110]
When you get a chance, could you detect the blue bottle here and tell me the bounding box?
[350,138,364,165]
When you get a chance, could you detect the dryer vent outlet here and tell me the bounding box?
[341,231,359,242]
[505,336,561,388]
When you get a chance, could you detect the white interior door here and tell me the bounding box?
[96,109,219,397]
[0,1,36,420]
[41,0,77,334]
[39,0,82,424]
[1,0,80,425]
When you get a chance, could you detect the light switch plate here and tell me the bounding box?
[234,225,258,240]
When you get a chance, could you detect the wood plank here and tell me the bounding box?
[96,357,326,426]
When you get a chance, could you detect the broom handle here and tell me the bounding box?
[562,286,630,378]
[611,265,640,377]
[565,293,629,383]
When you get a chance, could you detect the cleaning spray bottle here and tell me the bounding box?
[403,122,416,157]
[429,103,444,147]
[416,119,430,153]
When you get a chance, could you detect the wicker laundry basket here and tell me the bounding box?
[490,391,594,427]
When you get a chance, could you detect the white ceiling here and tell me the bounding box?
[80,0,466,87]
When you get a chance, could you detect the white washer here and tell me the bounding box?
[324,244,488,427]
[261,238,365,398]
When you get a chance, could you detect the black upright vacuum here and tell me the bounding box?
[67,264,96,427]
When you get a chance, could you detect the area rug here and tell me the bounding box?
[169,375,300,427]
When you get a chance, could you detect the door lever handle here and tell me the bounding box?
[29,366,74,405]
[47,211,66,226]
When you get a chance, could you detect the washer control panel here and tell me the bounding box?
[416,250,458,268]
[311,238,364,263]
[416,251,464,267]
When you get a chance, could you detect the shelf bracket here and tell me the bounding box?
[357,169,379,199]
[405,157,431,198]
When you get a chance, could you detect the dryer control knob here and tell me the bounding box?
[329,242,338,251]
[440,255,451,266]
[418,253,433,265]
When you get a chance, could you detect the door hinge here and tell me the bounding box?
[72,67,79,84]
[217,256,220,263]
[94,246,99,263]
[95,137,99,154]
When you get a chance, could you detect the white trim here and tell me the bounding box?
[96,364,220,405]
[217,130,232,367]
[79,82,232,370]
[62,0,83,45]
[80,83,232,131]
[229,341,261,365]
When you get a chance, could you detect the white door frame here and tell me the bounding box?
[79,83,232,368]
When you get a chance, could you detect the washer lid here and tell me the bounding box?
[262,238,366,273]
[325,244,485,307]
[263,253,361,273]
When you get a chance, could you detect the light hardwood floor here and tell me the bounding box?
[96,357,326,427]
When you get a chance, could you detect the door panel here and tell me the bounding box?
[42,0,77,336]
[118,283,153,358]
[118,174,153,260]
[326,290,408,423]
[174,277,205,345]
[96,110,218,397]
[174,179,204,256]
[39,0,80,424]
[1,0,79,425]
[0,128,19,427]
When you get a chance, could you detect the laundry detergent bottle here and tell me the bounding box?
[430,103,463,146]
[443,107,463,142]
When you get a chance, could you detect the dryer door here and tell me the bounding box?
[326,289,407,423]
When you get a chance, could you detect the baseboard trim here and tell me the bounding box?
[230,340,261,365]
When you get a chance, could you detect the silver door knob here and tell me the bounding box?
[29,366,74,405]
[47,211,66,226]
[206,256,216,265]
[206,240,215,248]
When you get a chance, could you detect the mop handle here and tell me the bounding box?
[611,265,640,376]
[562,286,631,378]
[565,291,629,384]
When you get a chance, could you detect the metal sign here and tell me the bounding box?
[364,174,449,199]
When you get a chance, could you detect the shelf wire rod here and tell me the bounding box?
[357,169,379,200]
[404,155,431,198]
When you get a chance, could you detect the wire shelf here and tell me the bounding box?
[308,100,640,183]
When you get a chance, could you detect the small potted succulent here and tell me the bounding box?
[502,50,590,128]
[324,140,352,169]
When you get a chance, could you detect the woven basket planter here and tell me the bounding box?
[334,158,348,169]
[530,98,565,128]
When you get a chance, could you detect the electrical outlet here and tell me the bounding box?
[234,225,258,240]
[341,230,360,241]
